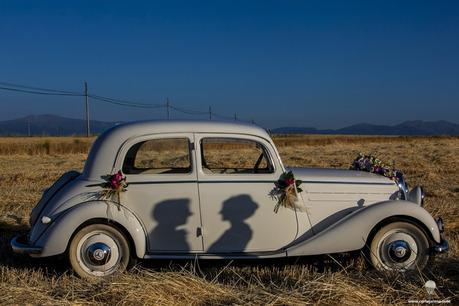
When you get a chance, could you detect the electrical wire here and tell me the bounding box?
[89,94,165,108]
[0,82,81,95]
[0,81,258,125]
[170,105,208,115]
[0,86,82,96]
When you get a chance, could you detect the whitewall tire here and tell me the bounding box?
[69,224,131,279]
[370,221,431,271]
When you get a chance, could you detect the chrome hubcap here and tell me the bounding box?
[378,230,418,270]
[86,242,112,265]
[76,231,122,276]
[388,240,411,262]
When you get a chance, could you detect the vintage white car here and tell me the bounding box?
[12,120,448,278]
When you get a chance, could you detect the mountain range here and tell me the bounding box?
[0,114,120,136]
[0,114,458,136]
[272,120,459,135]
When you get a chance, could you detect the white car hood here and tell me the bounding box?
[287,167,396,185]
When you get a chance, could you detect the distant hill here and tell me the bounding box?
[273,120,459,135]
[0,114,120,136]
[0,115,458,136]
[270,126,334,134]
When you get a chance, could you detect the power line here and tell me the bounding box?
[0,82,165,108]
[170,105,208,116]
[0,81,259,128]
[89,94,165,108]
[0,86,82,96]
[0,82,81,95]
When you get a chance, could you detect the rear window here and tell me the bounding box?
[123,138,191,174]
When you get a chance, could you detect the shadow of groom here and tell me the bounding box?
[150,199,192,251]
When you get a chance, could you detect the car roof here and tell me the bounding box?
[105,119,269,137]
[82,120,271,179]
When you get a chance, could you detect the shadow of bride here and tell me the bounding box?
[208,195,258,253]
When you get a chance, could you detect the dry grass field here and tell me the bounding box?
[0,135,457,305]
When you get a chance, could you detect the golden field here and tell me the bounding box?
[0,135,457,305]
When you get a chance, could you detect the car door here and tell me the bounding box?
[120,133,203,253]
[195,133,299,253]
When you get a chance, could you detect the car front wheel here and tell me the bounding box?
[69,223,131,279]
[369,221,431,271]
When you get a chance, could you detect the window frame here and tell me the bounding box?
[116,133,196,182]
[197,135,277,177]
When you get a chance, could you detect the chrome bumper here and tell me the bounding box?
[433,238,448,253]
[11,235,42,255]
[433,217,448,253]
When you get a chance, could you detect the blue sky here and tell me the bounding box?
[0,0,458,128]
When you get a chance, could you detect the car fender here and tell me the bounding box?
[32,201,147,258]
[286,200,440,257]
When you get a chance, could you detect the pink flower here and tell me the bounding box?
[108,171,125,189]
[110,178,120,189]
[114,171,124,182]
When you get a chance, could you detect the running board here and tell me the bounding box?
[143,250,287,259]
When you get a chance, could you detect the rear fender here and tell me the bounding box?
[287,200,440,256]
[29,171,80,226]
[32,201,147,258]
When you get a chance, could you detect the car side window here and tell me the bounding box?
[123,138,191,174]
[200,138,274,174]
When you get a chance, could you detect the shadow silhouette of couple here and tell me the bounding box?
[150,195,258,252]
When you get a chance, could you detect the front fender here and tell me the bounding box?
[32,201,147,258]
[287,200,441,257]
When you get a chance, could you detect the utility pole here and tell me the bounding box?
[27,119,31,137]
[84,81,90,137]
[166,98,170,120]
[234,113,237,121]
[209,106,212,120]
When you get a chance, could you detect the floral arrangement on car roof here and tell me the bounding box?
[350,153,402,182]
[270,171,304,213]
[98,170,128,204]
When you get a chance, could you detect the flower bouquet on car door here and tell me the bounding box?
[98,170,128,204]
[270,171,304,213]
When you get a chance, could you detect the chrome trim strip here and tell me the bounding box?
[129,180,275,184]
[128,181,198,185]
[302,181,395,185]
[199,180,276,184]
[120,180,395,185]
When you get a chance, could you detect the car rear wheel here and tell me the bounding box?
[69,224,131,279]
[369,221,431,271]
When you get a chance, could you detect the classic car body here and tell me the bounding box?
[12,120,448,278]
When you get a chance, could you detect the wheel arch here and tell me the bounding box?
[66,218,138,259]
[365,215,437,248]
[286,200,440,257]
[33,201,147,258]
